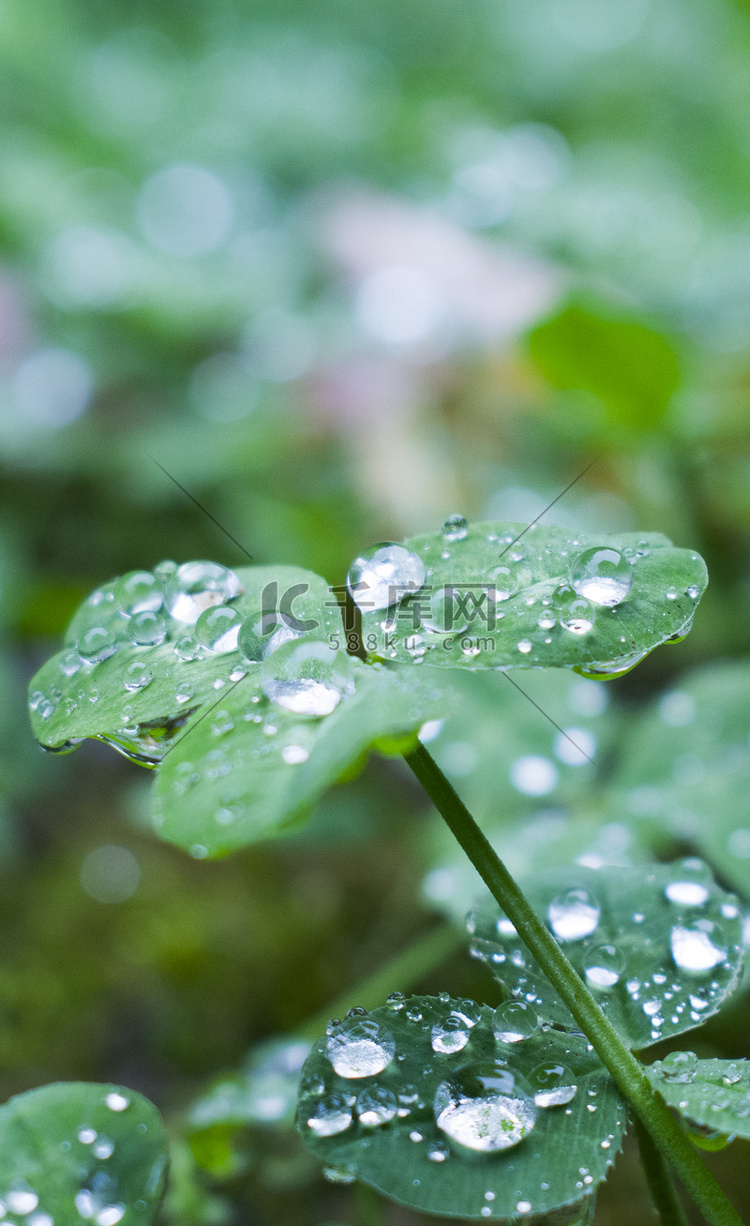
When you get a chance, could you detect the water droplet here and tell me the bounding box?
[323,1163,357,1185]
[560,599,595,635]
[442,513,468,542]
[115,570,163,615]
[356,1085,398,1126]
[261,640,354,716]
[105,1092,130,1112]
[77,1127,97,1144]
[59,648,83,677]
[164,561,243,624]
[688,584,700,599]
[123,662,153,692]
[722,1063,742,1086]
[347,543,426,610]
[6,1184,39,1215]
[548,888,600,941]
[492,1000,538,1043]
[195,605,243,653]
[427,1140,450,1162]
[569,547,633,607]
[282,744,309,764]
[665,880,710,907]
[584,943,625,989]
[432,1013,472,1054]
[77,627,118,664]
[670,921,727,973]
[434,1063,536,1152]
[486,564,518,602]
[406,1006,423,1022]
[306,1093,354,1136]
[517,639,533,654]
[93,1135,115,1159]
[173,634,202,662]
[129,609,167,646]
[326,1018,395,1078]
[531,1062,578,1107]
[421,587,468,634]
[516,1200,532,1214]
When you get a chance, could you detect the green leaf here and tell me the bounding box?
[610,661,750,898]
[297,995,625,1221]
[355,526,706,672]
[0,1081,167,1225]
[468,863,743,1049]
[152,659,451,856]
[647,1055,750,1141]
[526,300,681,430]
[28,563,341,761]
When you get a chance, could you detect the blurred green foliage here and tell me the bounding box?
[2,0,750,1220]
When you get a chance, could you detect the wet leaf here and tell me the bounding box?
[0,1082,167,1225]
[297,995,625,1221]
[28,564,340,763]
[152,659,451,855]
[468,863,743,1049]
[352,525,706,672]
[647,1055,750,1140]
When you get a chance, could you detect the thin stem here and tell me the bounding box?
[297,922,464,1042]
[634,1113,691,1226]
[403,741,742,1226]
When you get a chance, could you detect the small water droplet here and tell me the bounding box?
[660,1051,698,1084]
[356,1085,398,1126]
[123,662,153,692]
[670,921,727,973]
[548,888,600,941]
[165,561,243,624]
[115,570,163,616]
[432,1013,472,1054]
[584,943,625,989]
[77,627,118,664]
[442,513,468,542]
[492,1000,538,1043]
[531,1061,578,1108]
[306,1093,353,1136]
[129,609,167,646]
[104,1092,130,1112]
[517,639,533,654]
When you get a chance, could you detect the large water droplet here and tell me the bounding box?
[431,1013,472,1054]
[261,640,354,716]
[569,547,633,607]
[584,943,625,989]
[486,565,518,602]
[347,543,426,611]
[326,1018,395,1078]
[356,1085,398,1126]
[664,861,711,907]
[129,610,167,646]
[530,1062,578,1108]
[164,561,243,624]
[434,1063,536,1153]
[492,1000,538,1043]
[548,888,601,941]
[115,570,163,615]
[670,920,727,973]
[660,1050,698,1083]
[195,605,243,653]
[306,1093,354,1136]
[443,514,468,542]
[77,626,118,664]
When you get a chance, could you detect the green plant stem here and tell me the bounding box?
[403,740,742,1226]
[634,1112,691,1226]
[297,922,464,1042]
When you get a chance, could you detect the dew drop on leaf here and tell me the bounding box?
[569,547,633,607]
[434,1063,536,1153]
[129,610,167,646]
[261,641,354,716]
[115,570,163,616]
[356,1086,398,1127]
[164,561,243,624]
[347,543,426,611]
[492,1000,538,1044]
[583,943,625,989]
[548,888,601,941]
[670,921,727,973]
[431,1013,472,1054]
[530,1062,578,1108]
[326,1019,395,1079]
[195,605,243,653]
[442,514,468,542]
[123,662,153,692]
[76,627,118,664]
